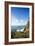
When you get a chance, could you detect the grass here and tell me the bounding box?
[11,28,29,38]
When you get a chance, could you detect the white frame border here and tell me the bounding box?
[9,5,32,42]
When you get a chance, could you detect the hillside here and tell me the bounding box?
[11,21,29,38]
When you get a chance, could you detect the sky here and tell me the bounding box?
[11,7,29,26]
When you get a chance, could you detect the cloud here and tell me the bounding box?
[11,15,27,26]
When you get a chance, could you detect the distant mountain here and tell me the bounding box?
[11,26,25,32]
[11,20,29,32]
